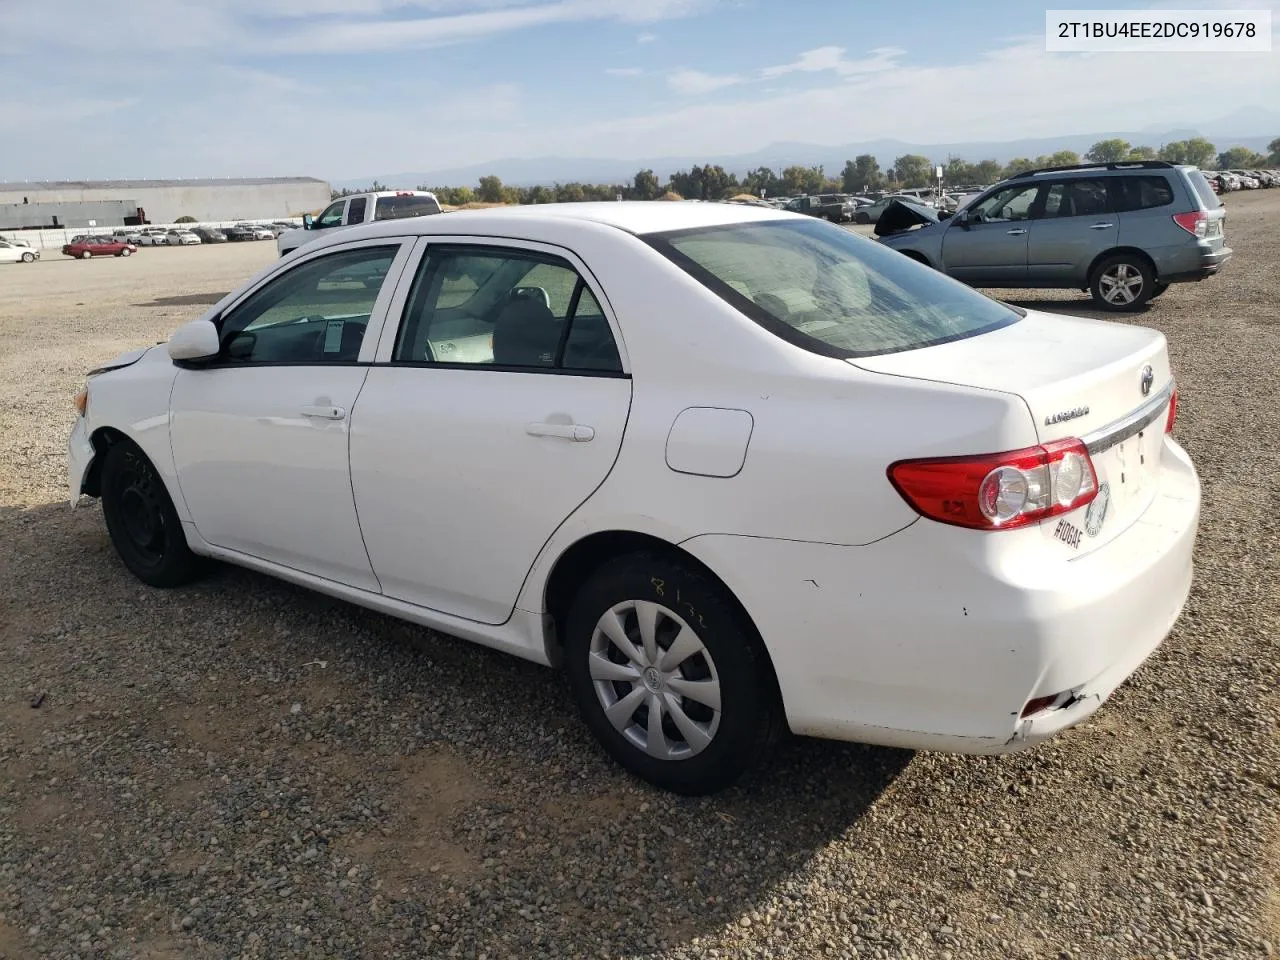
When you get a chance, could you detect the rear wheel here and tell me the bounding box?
[854,212,871,225]
[1089,254,1154,311]
[80,250,93,260]
[100,439,200,587]
[564,552,782,795]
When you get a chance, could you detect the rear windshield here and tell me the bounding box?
[646,218,1020,358]
[374,195,442,221]
[1185,169,1222,209]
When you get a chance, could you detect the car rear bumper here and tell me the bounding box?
[681,437,1200,754]
[1159,243,1231,283]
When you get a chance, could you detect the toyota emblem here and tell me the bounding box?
[1140,364,1154,397]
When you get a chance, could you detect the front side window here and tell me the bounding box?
[647,218,1019,358]
[315,200,346,229]
[393,247,622,372]
[970,183,1042,222]
[216,246,398,364]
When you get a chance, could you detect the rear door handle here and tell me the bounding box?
[300,404,346,420]
[526,422,595,442]
[1089,222,1112,230]
[1005,228,1027,236]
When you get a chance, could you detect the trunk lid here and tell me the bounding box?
[852,309,1175,554]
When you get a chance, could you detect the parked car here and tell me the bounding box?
[783,194,857,222]
[0,238,39,263]
[68,202,1199,795]
[136,228,171,246]
[853,195,929,225]
[279,190,443,256]
[195,227,228,243]
[877,161,1230,311]
[166,230,201,246]
[249,225,275,240]
[112,228,144,244]
[62,237,136,259]
[224,225,256,242]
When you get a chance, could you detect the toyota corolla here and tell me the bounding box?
[67,203,1200,794]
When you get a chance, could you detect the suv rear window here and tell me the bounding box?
[374,195,442,221]
[646,218,1020,358]
[1111,175,1174,212]
[1185,170,1222,209]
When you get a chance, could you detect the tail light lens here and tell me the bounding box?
[1166,389,1178,434]
[888,439,1098,531]
[1172,211,1207,238]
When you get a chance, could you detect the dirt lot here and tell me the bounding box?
[1,198,1277,959]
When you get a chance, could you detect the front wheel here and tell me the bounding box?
[854,212,870,224]
[100,439,201,587]
[564,552,782,795]
[1090,254,1155,311]
[20,252,34,263]
[119,247,132,257]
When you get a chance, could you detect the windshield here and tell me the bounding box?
[646,218,1020,358]
[374,195,441,221]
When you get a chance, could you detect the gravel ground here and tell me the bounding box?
[1,198,1277,960]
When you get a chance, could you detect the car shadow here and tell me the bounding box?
[3,501,912,957]
[993,294,1156,320]
[131,292,229,307]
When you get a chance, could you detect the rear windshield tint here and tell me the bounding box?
[645,218,1020,358]
[1186,170,1222,209]
[374,195,442,221]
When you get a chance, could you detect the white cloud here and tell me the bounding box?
[636,31,657,42]
[667,69,744,95]
[762,45,904,78]
[605,67,643,76]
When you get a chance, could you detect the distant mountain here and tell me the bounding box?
[335,110,1279,189]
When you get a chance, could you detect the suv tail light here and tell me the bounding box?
[1166,388,1178,433]
[1172,211,1207,238]
[888,439,1099,531]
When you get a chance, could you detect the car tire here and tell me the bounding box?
[80,250,93,260]
[563,551,783,795]
[1089,254,1155,312]
[119,248,132,257]
[20,252,34,263]
[1150,281,1169,299]
[99,439,201,588]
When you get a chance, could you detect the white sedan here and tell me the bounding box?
[0,238,39,263]
[67,203,1200,794]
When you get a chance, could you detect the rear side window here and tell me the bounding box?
[1184,170,1222,210]
[1111,176,1174,212]
[647,218,1020,358]
[346,197,367,222]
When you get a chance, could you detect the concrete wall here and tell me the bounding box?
[0,182,331,224]
[0,200,140,230]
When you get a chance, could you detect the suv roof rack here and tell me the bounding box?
[1008,159,1175,180]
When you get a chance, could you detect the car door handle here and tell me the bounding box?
[526,422,595,442]
[1089,222,1112,230]
[300,404,346,420]
[1005,228,1027,236]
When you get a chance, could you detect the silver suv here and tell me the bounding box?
[877,161,1230,311]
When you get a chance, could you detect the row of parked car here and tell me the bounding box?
[768,190,977,225]
[1201,169,1278,192]
[112,222,296,246]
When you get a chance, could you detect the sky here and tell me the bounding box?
[0,0,1277,182]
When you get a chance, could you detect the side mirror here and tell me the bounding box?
[167,319,220,363]
[302,214,314,229]
[955,209,971,229]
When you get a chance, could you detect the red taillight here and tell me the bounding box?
[888,438,1099,531]
[1172,211,1207,238]
[1165,389,1178,434]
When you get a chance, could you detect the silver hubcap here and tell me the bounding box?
[589,600,721,760]
[1099,263,1144,304]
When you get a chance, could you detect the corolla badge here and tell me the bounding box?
[1140,364,1154,396]
[1044,406,1090,426]
[1085,481,1111,537]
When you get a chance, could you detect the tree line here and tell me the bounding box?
[333,137,1280,203]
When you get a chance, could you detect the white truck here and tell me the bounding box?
[277,190,443,257]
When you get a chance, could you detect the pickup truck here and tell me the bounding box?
[782,194,858,222]
[277,190,443,257]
